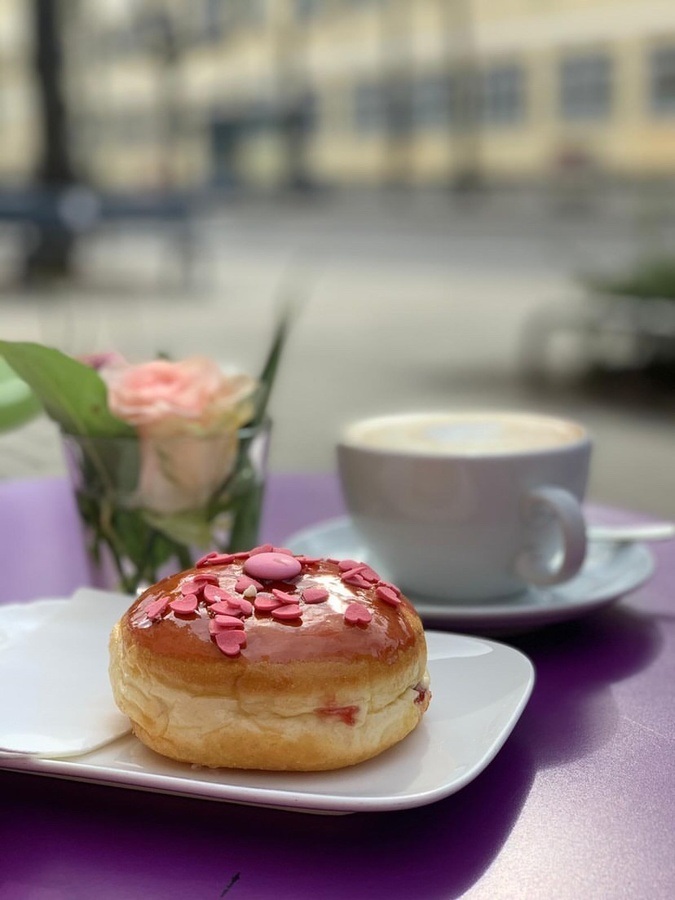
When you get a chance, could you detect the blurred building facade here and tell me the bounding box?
[3,0,675,193]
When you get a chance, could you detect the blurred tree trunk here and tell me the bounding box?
[22,0,76,284]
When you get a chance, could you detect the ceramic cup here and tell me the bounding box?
[337,410,592,602]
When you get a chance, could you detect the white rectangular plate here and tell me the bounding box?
[0,595,534,813]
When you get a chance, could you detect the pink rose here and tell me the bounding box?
[102,357,256,434]
[101,357,259,515]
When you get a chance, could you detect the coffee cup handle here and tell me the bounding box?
[515,486,587,587]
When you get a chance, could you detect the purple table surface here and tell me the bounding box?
[1,475,674,900]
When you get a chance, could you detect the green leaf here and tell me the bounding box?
[0,358,42,431]
[0,340,133,438]
[251,284,304,427]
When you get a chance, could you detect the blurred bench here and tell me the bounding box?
[0,185,202,286]
[520,293,675,380]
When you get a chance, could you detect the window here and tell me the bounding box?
[412,75,456,128]
[559,52,612,120]
[650,46,675,115]
[353,83,387,132]
[295,0,322,20]
[480,63,525,125]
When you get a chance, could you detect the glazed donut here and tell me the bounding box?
[109,545,431,770]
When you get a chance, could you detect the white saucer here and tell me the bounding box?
[285,516,655,632]
[0,593,534,814]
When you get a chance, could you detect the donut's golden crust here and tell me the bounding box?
[108,555,430,770]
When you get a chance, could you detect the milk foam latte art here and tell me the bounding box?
[342,411,587,456]
[338,411,592,603]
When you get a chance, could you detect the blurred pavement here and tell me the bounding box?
[1,194,673,519]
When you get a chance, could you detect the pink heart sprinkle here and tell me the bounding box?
[357,565,380,583]
[248,544,275,556]
[271,604,302,621]
[296,555,321,565]
[377,580,401,596]
[192,573,220,585]
[180,580,202,596]
[196,551,237,567]
[272,588,298,605]
[272,547,295,556]
[195,551,218,567]
[231,597,254,617]
[209,601,244,617]
[338,559,362,571]
[203,584,235,604]
[254,593,282,612]
[340,565,366,578]
[215,630,247,657]
[209,615,246,632]
[302,586,329,604]
[235,575,263,594]
[376,585,401,606]
[342,572,372,589]
[344,602,372,626]
[169,595,199,615]
[146,597,170,620]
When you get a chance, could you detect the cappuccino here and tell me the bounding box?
[338,409,592,600]
[343,412,586,457]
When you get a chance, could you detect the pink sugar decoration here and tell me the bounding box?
[209,614,246,632]
[234,575,263,594]
[271,603,302,621]
[195,551,218,567]
[272,547,295,556]
[340,565,367,579]
[338,559,362,572]
[377,580,401,596]
[272,588,298,605]
[342,572,372,589]
[145,596,170,620]
[243,552,302,582]
[209,601,244,617]
[203,584,235,604]
[169,595,199,615]
[214,630,247,657]
[254,593,282,612]
[296,555,321,565]
[180,580,202,596]
[344,602,372,626]
[357,565,380,583]
[192,573,220,585]
[376,585,401,606]
[230,597,254,617]
[248,544,275,556]
[302,586,329,604]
